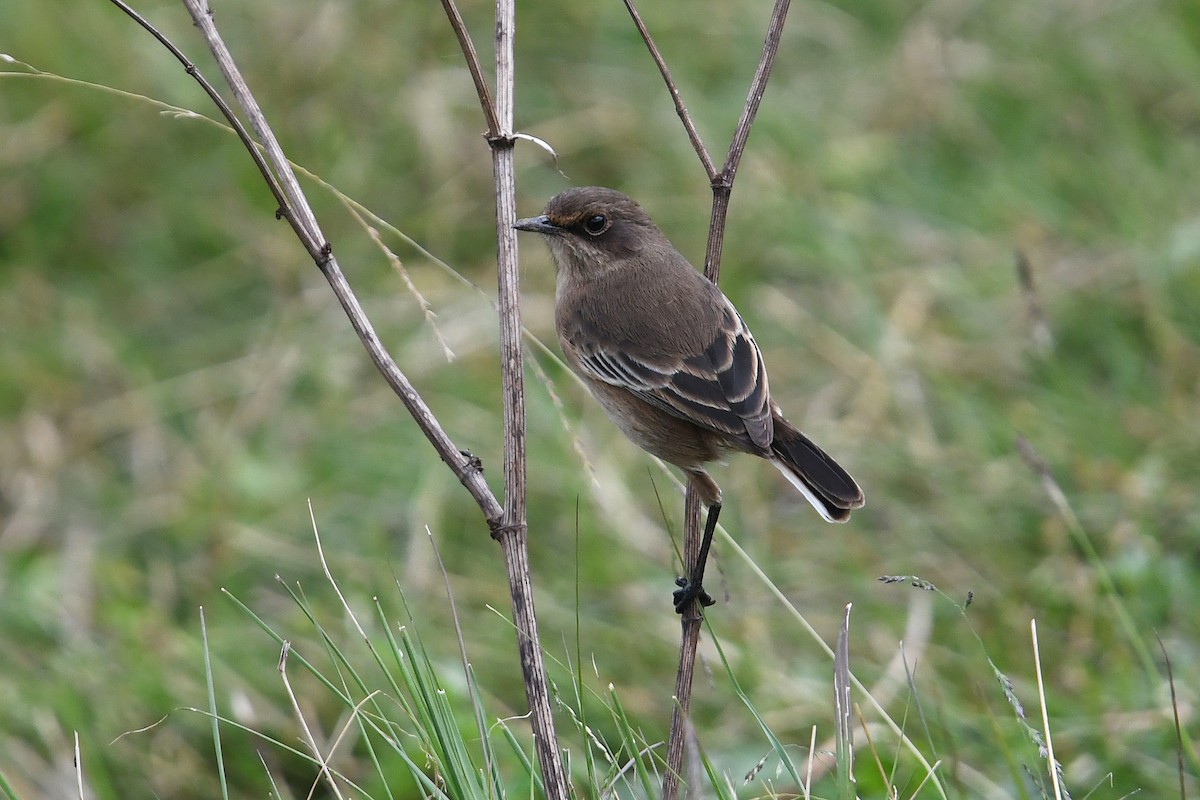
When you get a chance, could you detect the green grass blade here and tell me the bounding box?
[199,607,230,800]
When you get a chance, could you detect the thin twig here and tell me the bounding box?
[104,0,501,521]
[622,3,793,798]
[702,0,791,283]
[624,0,791,281]
[662,488,704,796]
[439,0,501,139]
[182,0,324,256]
[106,0,310,255]
[621,0,717,181]
[721,0,792,183]
[443,0,570,796]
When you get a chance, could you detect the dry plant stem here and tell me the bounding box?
[722,0,791,182]
[438,0,500,137]
[620,0,717,180]
[702,193,732,283]
[107,0,299,247]
[703,0,790,282]
[491,6,570,800]
[623,2,792,797]
[489,0,525,521]
[441,0,569,796]
[152,0,503,523]
[106,3,496,512]
[181,0,321,251]
[663,487,704,795]
[111,0,566,791]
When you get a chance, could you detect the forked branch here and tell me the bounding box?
[108,0,566,796]
[620,2,793,798]
[109,0,498,521]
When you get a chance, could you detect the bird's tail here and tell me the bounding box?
[770,417,864,523]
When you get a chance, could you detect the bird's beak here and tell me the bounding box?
[513,215,562,235]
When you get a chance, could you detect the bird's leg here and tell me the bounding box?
[672,501,721,614]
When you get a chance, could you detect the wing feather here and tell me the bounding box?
[570,297,774,453]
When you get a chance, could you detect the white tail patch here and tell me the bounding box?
[770,458,845,523]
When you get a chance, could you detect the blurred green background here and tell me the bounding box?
[2,0,1198,797]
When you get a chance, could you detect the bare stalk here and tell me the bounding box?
[661,487,705,795]
[109,0,566,795]
[704,0,791,283]
[442,0,571,795]
[438,0,501,138]
[621,1,792,797]
[129,0,502,518]
[620,0,717,181]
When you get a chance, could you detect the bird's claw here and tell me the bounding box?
[672,576,715,613]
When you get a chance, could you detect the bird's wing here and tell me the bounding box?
[570,297,774,452]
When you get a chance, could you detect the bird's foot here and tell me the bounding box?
[673,575,715,614]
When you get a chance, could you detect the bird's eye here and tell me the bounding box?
[583,214,609,236]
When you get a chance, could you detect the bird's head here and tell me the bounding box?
[515,186,666,278]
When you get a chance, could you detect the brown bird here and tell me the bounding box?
[515,186,863,611]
